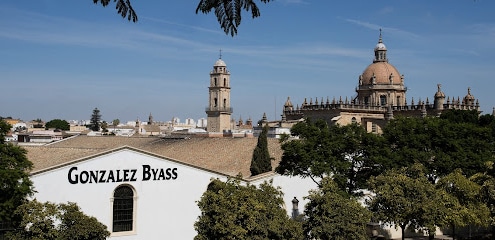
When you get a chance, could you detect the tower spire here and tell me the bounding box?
[379,28,383,43]
[219,49,222,59]
[373,29,387,62]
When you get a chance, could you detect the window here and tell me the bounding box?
[224,78,227,86]
[351,117,357,124]
[380,95,387,106]
[214,78,217,86]
[113,185,134,233]
[364,97,369,105]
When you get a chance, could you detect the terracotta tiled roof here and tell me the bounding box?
[25,135,283,179]
[361,62,401,85]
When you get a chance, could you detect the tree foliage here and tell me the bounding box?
[93,0,272,36]
[45,119,70,131]
[112,119,120,127]
[383,115,495,179]
[436,169,490,237]
[6,200,110,240]
[303,177,371,240]
[250,124,272,176]
[89,108,101,132]
[93,0,137,22]
[440,109,480,125]
[0,120,33,225]
[194,178,303,240]
[196,0,272,36]
[367,164,448,240]
[276,119,385,195]
[470,162,495,228]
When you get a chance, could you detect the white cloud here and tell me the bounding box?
[344,18,419,40]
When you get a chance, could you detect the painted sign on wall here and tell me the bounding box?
[68,165,178,184]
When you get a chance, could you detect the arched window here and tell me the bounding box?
[351,117,357,124]
[113,185,135,233]
[224,78,227,86]
[380,95,387,106]
[214,98,218,107]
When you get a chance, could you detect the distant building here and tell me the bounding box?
[18,130,63,144]
[3,118,21,126]
[69,125,87,133]
[283,31,480,133]
[196,118,207,128]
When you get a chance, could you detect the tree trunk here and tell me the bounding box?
[428,233,434,240]
[452,224,456,240]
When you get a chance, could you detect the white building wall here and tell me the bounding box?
[31,148,318,239]
[31,149,229,239]
[31,149,316,240]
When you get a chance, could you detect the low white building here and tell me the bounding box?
[25,136,316,239]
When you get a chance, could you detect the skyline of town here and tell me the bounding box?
[2,1,494,122]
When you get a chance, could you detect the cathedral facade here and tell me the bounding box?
[283,32,480,133]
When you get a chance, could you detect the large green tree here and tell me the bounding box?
[45,119,70,131]
[250,124,272,176]
[383,114,494,180]
[276,118,386,195]
[93,0,272,36]
[470,162,495,234]
[194,178,303,240]
[367,164,449,240]
[6,200,110,240]
[89,108,101,132]
[303,177,371,240]
[436,169,490,239]
[0,120,33,227]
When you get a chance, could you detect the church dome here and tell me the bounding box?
[214,59,226,67]
[361,62,402,85]
[359,30,402,86]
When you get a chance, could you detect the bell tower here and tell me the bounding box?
[206,53,232,132]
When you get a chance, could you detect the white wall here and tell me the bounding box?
[31,148,319,239]
[31,149,229,239]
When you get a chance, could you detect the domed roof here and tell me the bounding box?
[214,59,226,67]
[464,87,475,102]
[374,42,387,51]
[434,84,445,98]
[361,62,402,85]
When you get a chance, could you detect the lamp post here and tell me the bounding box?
[291,197,299,219]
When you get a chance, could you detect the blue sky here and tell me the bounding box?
[1,0,494,123]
